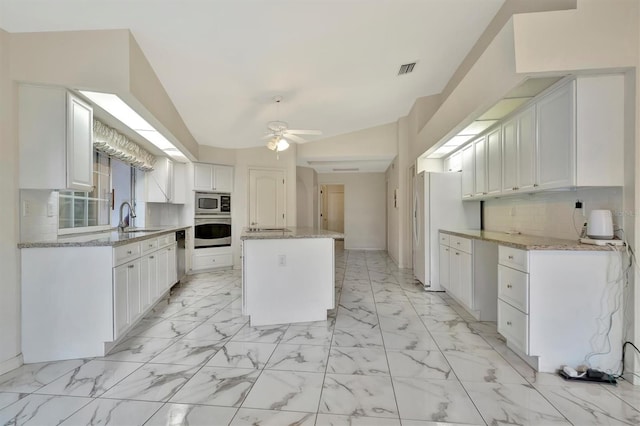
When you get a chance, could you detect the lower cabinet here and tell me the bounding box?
[113,237,177,340]
[192,246,233,271]
[497,245,623,373]
[439,233,497,321]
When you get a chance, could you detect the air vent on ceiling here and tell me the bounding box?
[398,62,416,75]
[333,168,359,172]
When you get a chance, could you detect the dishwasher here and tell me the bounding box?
[176,230,186,282]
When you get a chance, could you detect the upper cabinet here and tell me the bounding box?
[19,85,94,191]
[457,74,624,200]
[137,157,186,204]
[194,163,234,193]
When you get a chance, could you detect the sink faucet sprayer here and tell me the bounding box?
[118,201,137,232]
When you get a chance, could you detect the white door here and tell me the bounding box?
[249,168,286,228]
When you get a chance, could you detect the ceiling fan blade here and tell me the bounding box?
[261,133,276,140]
[287,129,323,135]
[287,134,308,144]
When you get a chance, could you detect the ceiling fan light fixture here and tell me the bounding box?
[277,138,289,151]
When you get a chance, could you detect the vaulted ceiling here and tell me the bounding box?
[0,0,505,150]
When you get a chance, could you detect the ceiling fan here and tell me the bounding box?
[263,96,322,152]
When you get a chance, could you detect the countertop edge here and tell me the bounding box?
[18,226,190,248]
[439,229,621,251]
[240,227,344,240]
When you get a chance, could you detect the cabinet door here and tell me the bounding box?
[458,251,473,309]
[473,136,487,197]
[502,117,517,193]
[449,249,461,300]
[439,245,450,291]
[517,106,537,191]
[66,92,94,191]
[213,165,234,192]
[486,128,501,195]
[166,244,177,288]
[194,163,213,191]
[140,255,151,312]
[172,163,186,204]
[147,252,159,301]
[113,264,129,339]
[147,158,173,202]
[126,260,141,324]
[156,248,169,293]
[536,82,574,189]
[461,144,474,198]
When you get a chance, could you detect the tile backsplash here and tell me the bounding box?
[483,187,624,241]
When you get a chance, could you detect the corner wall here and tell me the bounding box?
[318,173,386,250]
[0,28,22,374]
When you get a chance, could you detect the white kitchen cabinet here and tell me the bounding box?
[461,144,474,198]
[21,230,180,363]
[192,246,233,271]
[439,233,497,321]
[486,127,502,195]
[19,84,94,191]
[439,244,450,291]
[140,158,186,204]
[497,245,623,373]
[194,163,234,192]
[501,106,537,194]
[473,136,487,197]
[536,81,574,190]
[444,150,462,172]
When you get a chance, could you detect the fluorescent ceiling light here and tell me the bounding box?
[477,98,530,121]
[79,90,185,158]
[459,120,498,135]
[443,135,475,148]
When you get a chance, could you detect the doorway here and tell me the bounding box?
[320,184,344,233]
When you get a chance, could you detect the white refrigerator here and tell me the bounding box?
[413,171,480,291]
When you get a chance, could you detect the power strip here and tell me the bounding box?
[580,238,625,246]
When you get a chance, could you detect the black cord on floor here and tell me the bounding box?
[614,341,640,379]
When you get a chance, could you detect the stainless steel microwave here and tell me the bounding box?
[195,192,231,215]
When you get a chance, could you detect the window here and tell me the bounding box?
[59,151,111,231]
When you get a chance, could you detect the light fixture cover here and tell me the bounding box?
[277,138,289,151]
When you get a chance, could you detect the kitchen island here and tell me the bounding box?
[241,227,344,326]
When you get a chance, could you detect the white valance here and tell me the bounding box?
[93,120,156,171]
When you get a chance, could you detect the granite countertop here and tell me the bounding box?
[241,227,344,240]
[18,225,190,248]
[440,229,622,251]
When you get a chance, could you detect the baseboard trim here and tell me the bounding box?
[0,353,23,376]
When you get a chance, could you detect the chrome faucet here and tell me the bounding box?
[118,201,137,232]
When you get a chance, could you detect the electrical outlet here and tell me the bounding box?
[22,200,31,217]
[278,254,286,266]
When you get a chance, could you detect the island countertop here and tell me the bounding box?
[439,229,622,251]
[18,225,190,248]
[241,227,344,240]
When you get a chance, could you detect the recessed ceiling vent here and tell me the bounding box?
[398,62,416,75]
[333,168,359,172]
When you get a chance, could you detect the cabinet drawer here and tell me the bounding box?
[114,242,141,266]
[141,238,158,254]
[498,265,529,313]
[439,233,450,246]
[450,236,472,254]
[193,253,232,270]
[158,233,176,248]
[499,245,528,272]
[498,300,529,354]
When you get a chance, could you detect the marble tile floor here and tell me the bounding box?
[2,246,640,425]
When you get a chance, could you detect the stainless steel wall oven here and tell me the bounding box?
[194,216,231,248]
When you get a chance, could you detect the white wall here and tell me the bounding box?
[318,173,386,250]
[483,188,623,240]
[0,28,22,374]
[296,166,317,228]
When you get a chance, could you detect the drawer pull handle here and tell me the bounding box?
[149,244,153,247]
[506,321,512,326]
[455,252,460,256]
[128,264,134,269]
[456,242,460,245]
[127,250,132,255]
[508,255,514,260]
[150,256,154,259]
[507,284,512,289]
